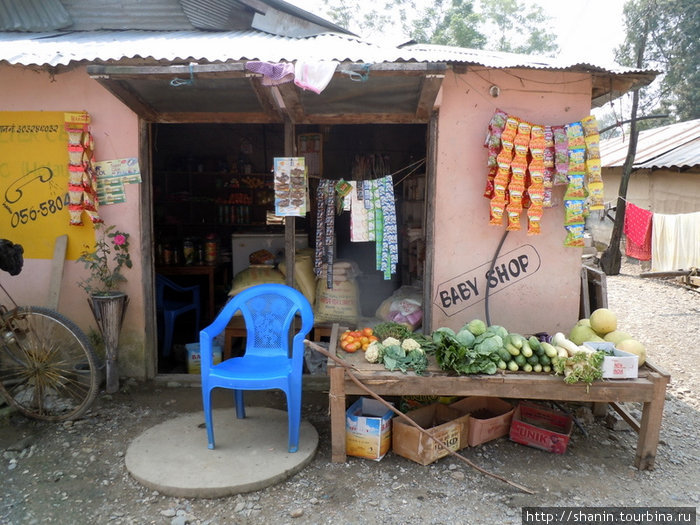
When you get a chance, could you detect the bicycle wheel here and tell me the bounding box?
[0,306,99,421]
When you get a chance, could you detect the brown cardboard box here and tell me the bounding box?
[392,403,470,465]
[509,402,573,454]
[449,397,515,446]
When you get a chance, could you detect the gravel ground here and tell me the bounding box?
[1,260,698,525]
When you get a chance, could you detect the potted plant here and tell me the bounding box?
[77,224,132,393]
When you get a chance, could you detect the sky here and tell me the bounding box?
[288,0,629,65]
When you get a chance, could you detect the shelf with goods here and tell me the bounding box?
[399,173,426,285]
[154,170,275,230]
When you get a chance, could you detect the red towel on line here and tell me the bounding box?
[624,202,653,261]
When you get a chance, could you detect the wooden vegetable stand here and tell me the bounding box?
[325,324,670,470]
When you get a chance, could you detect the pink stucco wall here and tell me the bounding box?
[0,61,596,377]
[0,64,147,378]
[432,67,593,335]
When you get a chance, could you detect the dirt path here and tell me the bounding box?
[1,263,698,524]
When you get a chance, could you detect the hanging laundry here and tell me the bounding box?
[314,179,337,286]
[624,202,653,261]
[294,61,337,94]
[378,175,398,279]
[651,211,700,272]
[349,181,370,242]
[244,61,295,86]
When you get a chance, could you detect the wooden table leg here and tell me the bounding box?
[634,372,668,470]
[329,365,347,463]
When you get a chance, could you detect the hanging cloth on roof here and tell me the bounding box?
[651,211,700,272]
[244,61,295,86]
[623,202,653,261]
[294,61,337,94]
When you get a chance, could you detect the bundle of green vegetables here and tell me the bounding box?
[430,320,505,375]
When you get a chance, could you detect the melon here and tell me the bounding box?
[589,308,617,335]
[568,324,605,345]
[603,330,632,345]
[576,318,591,327]
[617,339,647,367]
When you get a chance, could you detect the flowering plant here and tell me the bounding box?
[77,224,133,296]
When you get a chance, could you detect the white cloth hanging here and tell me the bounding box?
[294,61,337,94]
[651,211,700,271]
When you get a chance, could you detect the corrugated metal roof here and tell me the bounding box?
[60,0,192,31]
[0,30,400,66]
[0,0,71,32]
[600,119,700,169]
[0,29,654,77]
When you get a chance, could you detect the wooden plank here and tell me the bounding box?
[91,78,160,122]
[275,83,305,123]
[415,74,444,120]
[580,266,591,318]
[610,402,641,433]
[328,326,348,462]
[248,77,284,121]
[88,63,248,79]
[634,371,669,470]
[47,235,68,310]
[156,111,281,124]
[423,113,438,331]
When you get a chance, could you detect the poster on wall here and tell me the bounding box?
[95,157,141,205]
[0,111,95,260]
[273,157,307,217]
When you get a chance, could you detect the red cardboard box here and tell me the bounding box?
[449,397,515,446]
[509,402,573,454]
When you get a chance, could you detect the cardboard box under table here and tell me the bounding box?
[449,397,515,446]
[509,402,573,454]
[392,403,470,465]
[327,323,670,470]
[345,397,394,461]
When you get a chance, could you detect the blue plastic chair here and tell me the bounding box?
[156,274,201,358]
[199,283,314,453]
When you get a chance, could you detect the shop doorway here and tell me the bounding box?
[149,122,429,374]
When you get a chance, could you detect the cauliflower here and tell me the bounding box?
[365,342,382,364]
[382,337,401,347]
[401,338,422,353]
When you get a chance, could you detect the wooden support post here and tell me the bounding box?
[634,372,669,470]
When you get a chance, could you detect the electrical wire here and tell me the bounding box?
[484,228,510,326]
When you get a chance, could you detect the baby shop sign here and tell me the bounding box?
[434,245,541,317]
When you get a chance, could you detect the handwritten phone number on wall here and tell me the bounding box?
[8,193,69,228]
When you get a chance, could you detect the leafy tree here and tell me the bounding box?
[410,0,486,48]
[615,0,699,122]
[477,0,558,55]
[321,0,558,55]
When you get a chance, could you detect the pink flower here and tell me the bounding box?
[113,234,126,246]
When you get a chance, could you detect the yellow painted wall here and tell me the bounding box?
[0,64,147,379]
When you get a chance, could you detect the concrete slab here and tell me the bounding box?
[125,407,318,498]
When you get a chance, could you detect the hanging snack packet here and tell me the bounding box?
[564,223,585,247]
[484,109,508,168]
[587,181,605,210]
[564,199,585,225]
[564,173,586,200]
[568,147,586,173]
[553,126,568,184]
[566,122,585,148]
[581,115,599,137]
